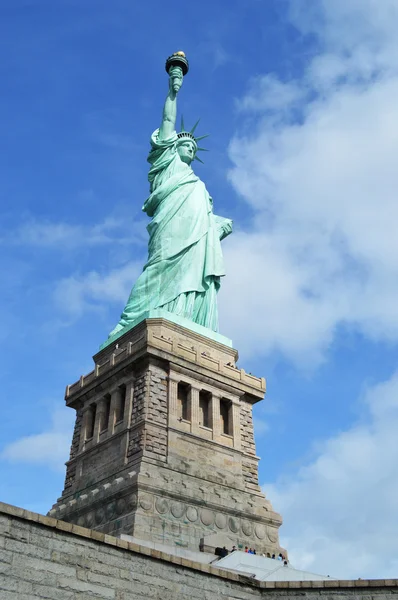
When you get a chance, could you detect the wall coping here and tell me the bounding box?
[1,500,397,590]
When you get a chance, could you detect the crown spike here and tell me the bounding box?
[194,155,205,164]
[197,147,208,152]
[195,134,209,142]
[190,119,200,134]
[180,115,185,131]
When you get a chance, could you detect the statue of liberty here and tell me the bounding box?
[108,52,233,340]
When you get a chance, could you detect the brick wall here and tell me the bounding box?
[130,368,148,426]
[2,502,398,600]
[126,362,169,463]
[63,409,83,494]
[145,363,168,462]
[68,409,83,462]
[147,364,168,427]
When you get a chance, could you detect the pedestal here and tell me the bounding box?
[49,317,284,555]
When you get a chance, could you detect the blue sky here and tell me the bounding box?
[2,0,398,580]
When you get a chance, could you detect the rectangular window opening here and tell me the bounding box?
[220,399,232,436]
[86,403,96,439]
[115,384,126,423]
[199,390,211,428]
[100,395,111,433]
[177,382,190,421]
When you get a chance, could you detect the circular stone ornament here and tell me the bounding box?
[186,507,198,522]
[255,524,266,540]
[139,494,153,511]
[228,517,239,533]
[95,508,105,525]
[155,497,169,515]
[116,498,126,516]
[171,502,185,518]
[242,520,253,537]
[127,493,137,511]
[200,509,214,526]
[106,501,116,520]
[77,516,85,527]
[215,513,227,529]
[267,527,278,543]
[85,512,94,528]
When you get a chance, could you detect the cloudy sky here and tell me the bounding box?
[2,0,398,580]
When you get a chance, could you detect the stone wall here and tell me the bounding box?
[1,502,398,600]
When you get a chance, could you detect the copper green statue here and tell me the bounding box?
[108,52,233,341]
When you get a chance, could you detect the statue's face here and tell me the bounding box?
[177,140,196,165]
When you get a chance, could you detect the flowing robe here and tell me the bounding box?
[109,129,229,336]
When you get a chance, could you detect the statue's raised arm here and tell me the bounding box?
[159,66,182,140]
[158,52,188,140]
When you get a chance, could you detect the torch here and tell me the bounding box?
[165,51,189,93]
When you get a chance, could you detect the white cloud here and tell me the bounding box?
[264,372,398,579]
[236,74,304,114]
[223,0,398,364]
[53,261,141,318]
[226,8,398,576]
[2,215,148,249]
[1,408,74,471]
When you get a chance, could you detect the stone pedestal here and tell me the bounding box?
[49,317,284,556]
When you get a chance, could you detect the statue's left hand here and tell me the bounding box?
[218,218,233,240]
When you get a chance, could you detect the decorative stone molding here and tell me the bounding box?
[228,517,239,533]
[215,513,227,529]
[139,494,153,511]
[95,507,105,525]
[65,319,265,401]
[170,502,185,518]
[155,497,169,514]
[255,524,266,540]
[267,527,279,543]
[242,520,253,537]
[127,493,137,511]
[116,498,125,516]
[85,511,94,528]
[200,509,215,526]
[186,506,198,522]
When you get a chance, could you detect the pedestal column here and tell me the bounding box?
[111,387,123,428]
[190,386,200,435]
[167,376,179,426]
[79,404,95,450]
[97,397,110,435]
[211,393,221,442]
[232,400,241,450]
[93,398,107,441]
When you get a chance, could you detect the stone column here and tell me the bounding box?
[167,375,179,426]
[124,381,134,426]
[109,387,122,434]
[231,400,241,450]
[93,399,106,441]
[190,386,200,435]
[97,398,109,435]
[211,393,221,442]
[79,405,94,451]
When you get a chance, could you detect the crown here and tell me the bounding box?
[177,117,209,163]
